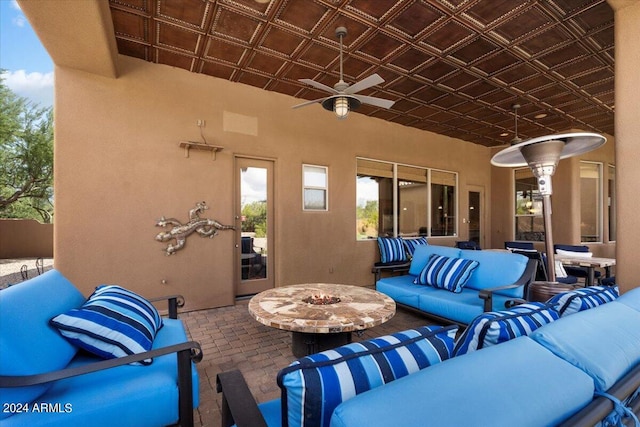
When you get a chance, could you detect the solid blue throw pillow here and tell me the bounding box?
[277,325,458,427]
[50,285,163,364]
[377,237,407,263]
[454,302,560,356]
[415,254,479,293]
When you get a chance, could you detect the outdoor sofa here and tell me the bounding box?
[217,284,640,427]
[375,243,537,325]
[0,269,202,427]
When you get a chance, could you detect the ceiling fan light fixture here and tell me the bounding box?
[334,96,349,119]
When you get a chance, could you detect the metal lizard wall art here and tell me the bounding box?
[155,201,234,255]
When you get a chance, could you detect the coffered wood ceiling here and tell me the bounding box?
[108,0,614,147]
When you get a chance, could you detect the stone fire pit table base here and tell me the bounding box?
[248,283,396,358]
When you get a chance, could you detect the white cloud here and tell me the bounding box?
[10,1,25,26]
[1,70,54,108]
[12,15,26,27]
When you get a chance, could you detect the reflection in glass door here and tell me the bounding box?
[468,189,482,246]
[235,157,274,296]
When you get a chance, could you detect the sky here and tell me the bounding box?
[0,0,54,108]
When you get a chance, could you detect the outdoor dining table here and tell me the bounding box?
[555,255,616,286]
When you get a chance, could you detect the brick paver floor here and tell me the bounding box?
[181,297,436,427]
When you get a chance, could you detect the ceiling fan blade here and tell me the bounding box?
[354,94,395,109]
[299,79,338,94]
[344,74,385,94]
[292,97,328,109]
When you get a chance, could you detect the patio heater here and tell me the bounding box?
[491,132,605,282]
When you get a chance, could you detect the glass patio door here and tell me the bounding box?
[467,187,483,247]
[235,157,274,297]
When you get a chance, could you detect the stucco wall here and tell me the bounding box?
[0,219,53,258]
[53,56,494,310]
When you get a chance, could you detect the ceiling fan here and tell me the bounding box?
[292,27,395,119]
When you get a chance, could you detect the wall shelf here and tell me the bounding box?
[179,141,223,160]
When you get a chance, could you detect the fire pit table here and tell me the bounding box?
[248,283,396,357]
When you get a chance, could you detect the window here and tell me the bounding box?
[608,165,616,242]
[356,158,457,239]
[303,164,328,211]
[514,168,544,241]
[580,161,602,243]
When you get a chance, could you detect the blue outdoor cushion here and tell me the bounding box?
[0,270,86,419]
[531,301,640,392]
[376,237,407,263]
[50,285,163,364]
[415,254,479,293]
[453,302,560,356]
[331,337,595,427]
[547,285,619,317]
[402,237,428,257]
[277,325,458,427]
[1,319,200,427]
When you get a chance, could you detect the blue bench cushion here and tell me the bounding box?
[402,237,428,257]
[531,301,640,391]
[277,325,457,427]
[330,337,595,427]
[0,270,86,419]
[50,285,164,365]
[453,302,560,356]
[376,275,435,309]
[615,287,640,312]
[461,250,528,298]
[415,254,479,293]
[376,237,407,263]
[0,318,199,427]
[547,285,619,317]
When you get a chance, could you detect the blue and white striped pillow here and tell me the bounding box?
[415,254,479,293]
[453,302,559,356]
[377,237,407,263]
[277,325,458,427]
[50,285,163,365]
[547,285,619,317]
[402,237,428,258]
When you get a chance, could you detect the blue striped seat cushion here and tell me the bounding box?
[547,285,619,317]
[402,237,428,257]
[453,302,559,356]
[415,254,479,293]
[377,237,407,263]
[277,325,458,427]
[50,285,163,365]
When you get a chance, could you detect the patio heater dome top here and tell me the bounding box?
[491,132,606,168]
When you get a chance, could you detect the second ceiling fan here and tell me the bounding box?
[293,27,395,119]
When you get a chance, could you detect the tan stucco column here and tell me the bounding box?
[608,0,640,292]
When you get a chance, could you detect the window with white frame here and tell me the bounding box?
[514,168,544,241]
[580,161,602,243]
[356,158,457,240]
[303,164,328,211]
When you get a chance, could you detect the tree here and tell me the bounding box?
[0,74,54,222]
[241,201,267,237]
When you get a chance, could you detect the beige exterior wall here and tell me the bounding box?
[610,0,640,293]
[0,219,53,258]
[54,56,493,310]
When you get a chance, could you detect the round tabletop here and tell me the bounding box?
[248,283,396,334]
